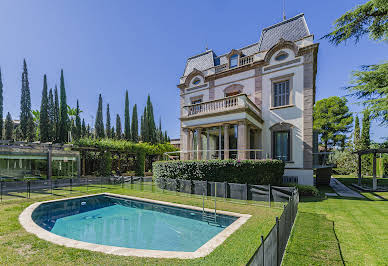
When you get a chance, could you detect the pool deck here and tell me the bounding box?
[19,193,251,259]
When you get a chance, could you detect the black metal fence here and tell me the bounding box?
[156,177,296,205]
[248,190,299,266]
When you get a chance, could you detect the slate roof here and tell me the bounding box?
[182,14,310,78]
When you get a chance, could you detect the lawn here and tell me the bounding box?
[0,184,282,265]
[283,176,388,265]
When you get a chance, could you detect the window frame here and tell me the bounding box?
[229,54,239,68]
[270,73,294,108]
[272,130,291,162]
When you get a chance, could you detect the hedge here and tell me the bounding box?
[153,159,285,185]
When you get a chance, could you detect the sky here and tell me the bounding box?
[0,0,387,142]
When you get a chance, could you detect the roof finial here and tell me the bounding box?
[282,0,286,21]
[205,41,209,51]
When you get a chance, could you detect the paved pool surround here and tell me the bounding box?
[19,193,251,259]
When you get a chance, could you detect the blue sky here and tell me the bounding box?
[0,0,387,141]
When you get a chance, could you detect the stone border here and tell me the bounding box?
[19,193,251,259]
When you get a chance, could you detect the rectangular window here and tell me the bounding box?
[273,80,290,107]
[230,55,238,68]
[273,131,290,161]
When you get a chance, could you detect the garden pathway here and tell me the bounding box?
[329,178,364,198]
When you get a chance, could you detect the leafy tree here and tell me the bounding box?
[124,90,131,140]
[131,104,138,142]
[81,118,86,138]
[324,0,388,45]
[347,63,388,125]
[75,100,82,140]
[95,94,105,138]
[116,114,122,139]
[20,59,34,141]
[54,86,60,141]
[58,70,69,143]
[106,104,111,138]
[354,115,361,150]
[48,88,55,141]
[0,68,3,139]
[5,112,13,140]
[39,75,50,142]
[313,96,353,151]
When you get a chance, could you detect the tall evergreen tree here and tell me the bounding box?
[106,104,111,138]
[158,118,163,143]
[164,131,169,143]
[141,107,146,141]
[131,104,138,142]
[20,59,34,141]
[39,75,50,142]
[124,90,131,140]
[146,95,157,144]
[0,68,3,139]
[361,109,371,150]
[5,112,13,140]
[116,114,122,139]
[48,88,55,141]
[111,127,115,139]
[58,70,69,143]
[354,115,361,150]
[54,85,60,141]
[95,94,104,138]
[81,118,86,138]
[86,124,91,138]
[75,100,82,140]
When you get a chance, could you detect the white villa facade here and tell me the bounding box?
[177,14,318,185]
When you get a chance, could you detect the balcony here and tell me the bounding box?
[214,55,255,74]
[181,94,262,120]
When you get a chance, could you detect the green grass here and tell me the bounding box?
[283,181,388,265]
[0,184,282,265]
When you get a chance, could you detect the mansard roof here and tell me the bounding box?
[182,13,310,77]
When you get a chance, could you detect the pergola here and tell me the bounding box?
[354,148,388,191]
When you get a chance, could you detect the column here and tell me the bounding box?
[246,126,251,159]
[188,129,194,160]
[373,152,377,191]
[237,121,247,160]
[182,128,190,160]
[224,124,229,159]
[253,129,260,160]
[197,128,202,160]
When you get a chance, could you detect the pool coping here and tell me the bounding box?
[19,193,251,259]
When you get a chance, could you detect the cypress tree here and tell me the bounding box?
[39,75,50,142]
[164,131,168,143]
[354,115,361,151]
[75,100,82,140]
[158,118,163,143]
[141,107,147,141]
[124,90,131,140]
[58,70,69,143]
[131,104,138,142]
[95,94,104,138]
[0,68,3,139]
[54,86,60,141]
[116,114,122,139]
[106,104,111,138]
[48,88,55,141]
[361,110,371,150]
[111,127,115,139]
[20,59,34,141]
[5,112,13,140]
[146,95,156,144]
[81,118,86,138]
[86,124,91,138]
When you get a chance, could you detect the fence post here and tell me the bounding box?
[261,235,265,266]
[121,176,124,189]
[245,183,249,201]
[70,178,73,193]
[276,217,280,266]
[0,179,3,202]
[51,179,53,195]
[268,184,271,208]
[224,181,228,199]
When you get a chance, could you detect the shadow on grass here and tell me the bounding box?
[283,212,346,266]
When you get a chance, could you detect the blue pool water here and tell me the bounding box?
[32,195,237,252]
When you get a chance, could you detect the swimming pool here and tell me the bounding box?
[20,193,250,258]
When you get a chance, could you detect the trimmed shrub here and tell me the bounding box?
[99,151,112,176]
[153,159,285,185]
[135,151,146,176]
[293,184,319,197]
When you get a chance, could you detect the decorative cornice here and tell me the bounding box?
[264,38,299,64]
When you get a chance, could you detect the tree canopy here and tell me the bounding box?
[313,96,354,150]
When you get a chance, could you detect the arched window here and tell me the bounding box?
[275,51,289,61]
[230,54,238,68]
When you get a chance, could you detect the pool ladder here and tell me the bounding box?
[202,184,219,226]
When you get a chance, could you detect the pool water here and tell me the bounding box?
[32,195,237,252]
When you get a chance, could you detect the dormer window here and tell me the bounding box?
[230,54,238,68]
[275,52,289,61]
[192,78,201,85]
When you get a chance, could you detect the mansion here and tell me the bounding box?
[177,14,318,185]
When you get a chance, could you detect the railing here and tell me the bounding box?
[215,64,228,73]
[164,149,264,161]
[183,94,262,119]
[240,55,254,66]
[248,190,299,266]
